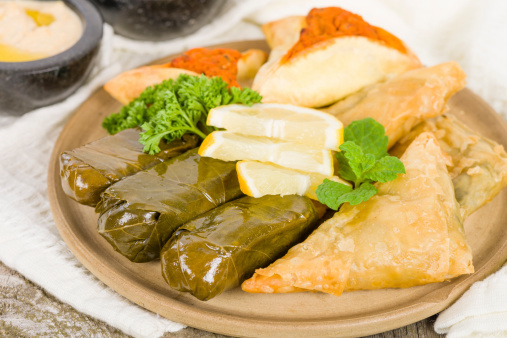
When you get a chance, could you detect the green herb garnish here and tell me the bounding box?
[316,118,405,210]
[102,74,262,154]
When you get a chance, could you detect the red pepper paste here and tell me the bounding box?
[170,48,242,87]
[282,7,408,63]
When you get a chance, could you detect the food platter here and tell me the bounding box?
[48,40,507,337]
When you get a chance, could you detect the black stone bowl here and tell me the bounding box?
[90,0,226,41]
[0,0,103,116]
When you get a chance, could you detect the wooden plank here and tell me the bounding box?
[0,261,444,337]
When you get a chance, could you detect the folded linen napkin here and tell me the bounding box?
[0,0,506,337]
[434,262,507,337]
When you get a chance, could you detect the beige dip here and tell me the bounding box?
[0,1,83,62]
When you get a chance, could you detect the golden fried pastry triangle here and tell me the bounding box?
[391,114,507,218]
[242,132,473,296]
[322,61,466,148]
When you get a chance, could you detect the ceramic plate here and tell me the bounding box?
[48,40,507,337]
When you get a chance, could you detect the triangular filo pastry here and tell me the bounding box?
[391,114,507,218]
[242,133,474,296]
[321,61,466,148]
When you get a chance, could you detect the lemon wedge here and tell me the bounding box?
[199,131,334,176]
[207,103,343,150]
[237,161,350,200]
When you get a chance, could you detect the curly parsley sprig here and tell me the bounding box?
[316,118,405,210]
[102,74,262,154]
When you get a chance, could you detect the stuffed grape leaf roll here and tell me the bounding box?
[160,195,320,301]
[60,128,198,206]
[96,149,242,262]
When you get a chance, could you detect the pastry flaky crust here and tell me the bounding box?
[253,11,421,108]
[104,49,268,105]
[236,49,269,88]
[322,61,467,149]
[242,133,474,296]
[391,114,507,218]
[104,67,197,105]
[262,16,306,50]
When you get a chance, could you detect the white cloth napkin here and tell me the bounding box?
[0,1,506,337]
[434,262,507,337]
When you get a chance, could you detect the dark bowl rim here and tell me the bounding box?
[0,0,103,72]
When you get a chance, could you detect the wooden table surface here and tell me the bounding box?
[0,261,444,338]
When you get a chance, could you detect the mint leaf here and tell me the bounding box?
[344,117,388,159]
[364,156,406,183]
[345,182,378,205]
[336,152,356,182]
[339,141,375,185]
[316,180,378,210]
[315,179,353,210]
[317,117,405,210]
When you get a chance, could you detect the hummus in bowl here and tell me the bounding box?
[0,0,102,115]
[0,1,83,62]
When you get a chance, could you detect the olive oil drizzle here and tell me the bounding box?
[0,9,54,62]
